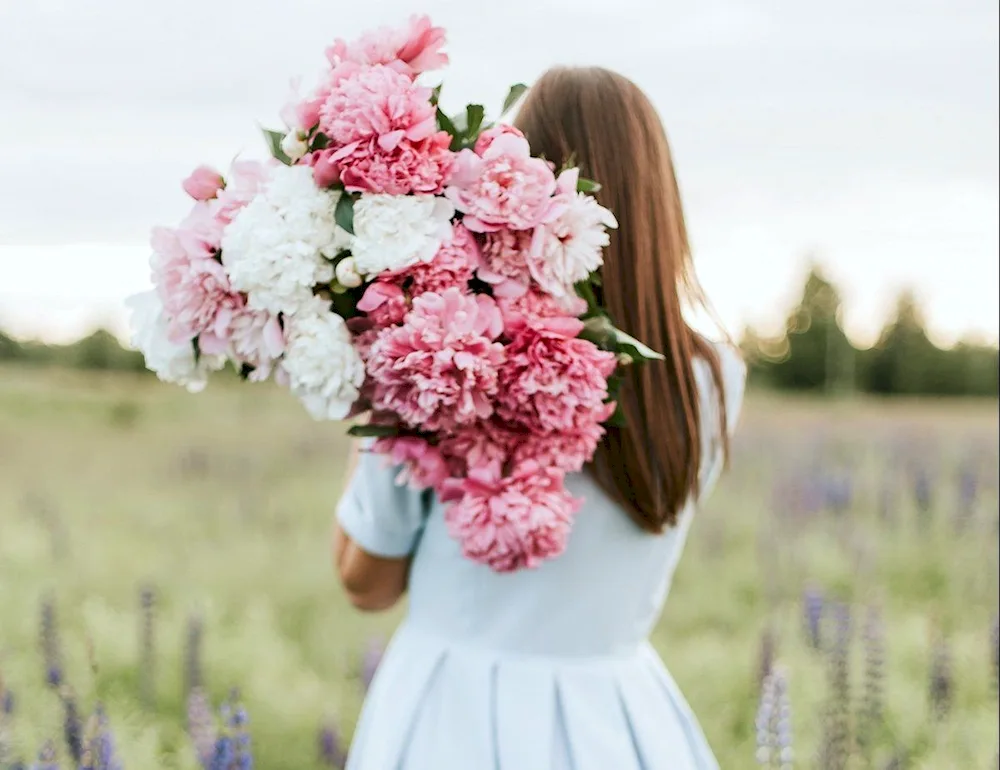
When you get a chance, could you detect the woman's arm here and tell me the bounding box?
[332,442,411,612]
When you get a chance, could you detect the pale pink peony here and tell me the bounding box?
[473,124,525,156]
[227,309,285,381]
[214,160,269,225]
[527,168,618,299]
[444,462,580,572]
[325,15,448,77]
[478,228,533,289]
[357,282,408,327]
[373,436,450,490]
[496,319,617,435]
[335,132,454,195]
[175,202,225,258]
[156,255,242,351]
[366,288,505,432]
[182,165,225,201]
[280,79,326,133]
[390,222,478,296]
[319,65,437,153]
[445,134,560,232]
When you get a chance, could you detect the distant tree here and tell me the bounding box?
[767,264,856,393]
[864,290,939,395]
[0,330,22,360]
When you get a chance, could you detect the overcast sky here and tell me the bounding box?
[1,0,997,345]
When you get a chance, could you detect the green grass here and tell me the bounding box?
[0,366,997,769]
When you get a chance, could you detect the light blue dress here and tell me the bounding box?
[337,343,746,770]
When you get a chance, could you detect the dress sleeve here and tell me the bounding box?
[697,343,747,502]
[336,444,431,559]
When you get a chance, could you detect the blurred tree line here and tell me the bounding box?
[741,265,998,397]
[1,266,997,397]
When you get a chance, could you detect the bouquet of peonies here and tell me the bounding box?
[128,16,663,572]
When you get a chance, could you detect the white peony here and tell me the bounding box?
[351,194,454,276]
[220,165,351,315]
[280,130,310,162]
[334,256,363,289]
[125,290,226,392]
[528,193,618,300]
[281,296,366,421]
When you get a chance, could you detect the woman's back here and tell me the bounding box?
[338,341,746,769]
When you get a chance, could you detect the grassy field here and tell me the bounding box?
[0,366,997,769]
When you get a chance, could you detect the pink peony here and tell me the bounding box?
[478,228,533,289]
[335,132,454,195]
[437,417,521,479]
[444,462,580,572]
[366,288,505,432]
[390,222,478,296]
[496,319,617,435]
[445,134,560,232]
[306,148,342,189]
[473,124,525,156]
[319,65,437,153]
[496,288,587,332]
[325,15,448,77]
[357,282,408,327]
[512,415,612,473]
[373,436,450,490]
[182,165,225,201]
[227,309,285,381]
[214,160,269,225]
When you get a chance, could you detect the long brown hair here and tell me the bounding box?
[515,66,732,532]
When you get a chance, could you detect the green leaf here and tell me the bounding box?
[611,327,665,362]
[605,403,628,428]
[311,132,330,150]
[262,127,292,165]
[334,194,355,235]
[465,104,486,139]
[574,281,602,317]
[576,177,602,193]
[430,84,443,106]
[500,83,529,117]
[436,107,465,151]
[348,424,400,438]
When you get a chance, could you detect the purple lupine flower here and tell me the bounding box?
[755,666,792,769]
[360,638,384,693]
[822,472,853,515]
[62,689,84,763]
[754,669,776,766]
[820,603,852,770]
[39,597,63,689]
[80,707,124,770]
[929,634,953,720]
[187,687,218,768]
[185,614,205,698]
[1,686,13,715]
[802,586,825,651]
[857,604,885,760]
[29,741,59,770]
[229,703,252,770]
[139,585,156,710]
[318,723,346,768]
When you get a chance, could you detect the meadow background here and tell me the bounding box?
[0,360,997,769]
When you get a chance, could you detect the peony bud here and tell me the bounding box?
[335,257,363,289]
[281,131,309,162]
[182,166,225,201]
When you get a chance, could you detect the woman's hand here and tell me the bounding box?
[332,442,411,612]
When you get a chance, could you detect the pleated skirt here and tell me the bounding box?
[345,623,720,770]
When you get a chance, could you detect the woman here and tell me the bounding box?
[333,66,746,769]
